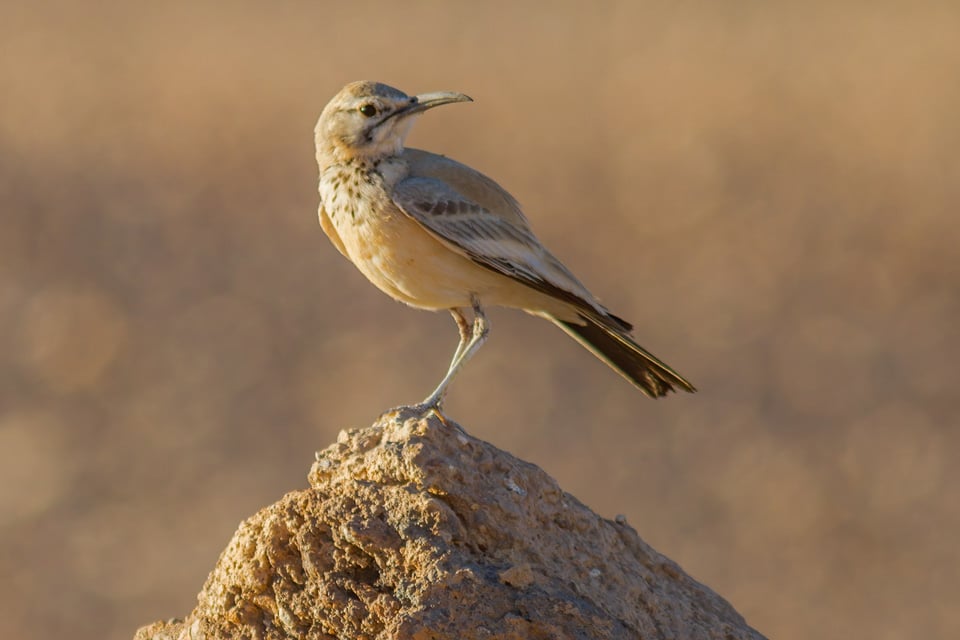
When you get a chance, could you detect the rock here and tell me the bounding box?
[134,409,766,640]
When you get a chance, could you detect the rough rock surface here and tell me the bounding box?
[135,410,766,640]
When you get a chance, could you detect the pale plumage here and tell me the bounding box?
[315,81,695,407]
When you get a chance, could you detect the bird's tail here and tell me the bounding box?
[548,313,696,398]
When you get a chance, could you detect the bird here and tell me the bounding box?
[314,80,695,412]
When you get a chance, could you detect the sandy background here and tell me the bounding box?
[1,2,957,638]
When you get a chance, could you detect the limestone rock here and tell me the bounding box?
[135,410,766,639]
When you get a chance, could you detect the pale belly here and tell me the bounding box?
[332,204,508,310]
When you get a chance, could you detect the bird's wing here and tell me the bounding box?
[318,205,349,258]
[392,170,627,329]
[403,148,531,231]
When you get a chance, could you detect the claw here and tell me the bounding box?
[380,401,452,429]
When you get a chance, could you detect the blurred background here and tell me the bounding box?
[1,1,957,638]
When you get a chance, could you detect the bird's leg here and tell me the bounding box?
[419,295,489,411]
[446,308,472,369]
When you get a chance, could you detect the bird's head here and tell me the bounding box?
[315,81,472,165]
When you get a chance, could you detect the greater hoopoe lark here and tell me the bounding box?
[315,81,695,410]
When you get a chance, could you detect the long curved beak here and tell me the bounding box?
[393,91,473,120]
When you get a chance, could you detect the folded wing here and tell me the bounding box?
[394,152,630,332]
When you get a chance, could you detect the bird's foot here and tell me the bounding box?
[410,400,453,428]
[380,400,451,428]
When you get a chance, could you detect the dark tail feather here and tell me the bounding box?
[551,314,696,398]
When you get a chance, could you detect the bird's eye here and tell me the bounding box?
[358,104,378,118]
